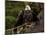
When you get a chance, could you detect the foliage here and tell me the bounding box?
[5,1,25,29]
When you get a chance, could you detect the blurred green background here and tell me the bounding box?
[5,1,25,30]
[5,1,44,35]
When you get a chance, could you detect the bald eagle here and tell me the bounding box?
[15,5,39,27]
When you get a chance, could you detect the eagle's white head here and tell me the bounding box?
[25,5,31,10]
